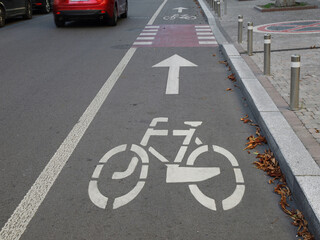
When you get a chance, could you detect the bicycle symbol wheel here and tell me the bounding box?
[187,145,245,211]
[88,144,149,209]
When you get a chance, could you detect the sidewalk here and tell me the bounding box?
[198,0,320,238]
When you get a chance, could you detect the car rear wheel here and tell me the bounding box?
[54,16,65,27]
[108,4,117,26]
[42,0,51,14]
[120,0,127,18]
[23,1,32,19]
[0,7,5,28]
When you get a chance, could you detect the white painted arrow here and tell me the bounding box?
[153,54,197,95]
[173,7,188,13]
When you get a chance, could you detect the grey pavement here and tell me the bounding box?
[198,0,320,238]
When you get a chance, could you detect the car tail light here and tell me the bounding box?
[35,2,42,5]
[56,11,61,14]
[101,10,106,13]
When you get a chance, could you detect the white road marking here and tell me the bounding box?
[113,181,146,209]
[195,25,210,28]
[173,7,188,13]
[197,36,216,39]
[199,41,218,45]
[140,165,148,179]
[196,32,213,35]
[145,25,160,29]
[189,185,217,211]
[166,165,220,183]
[88,180,109,209]
[234,168,244,183]
[222,185,245,210]
[152,54,197,95]
[137,37,155,40]
[133,41,153,45]
[112,157,139,179]
[143,29,158,32]
[141,129,168,146]
[173,146,188,163]
[148,147,170,163]
[186,145,208,165]
[140,32,157,36]
[212,145,239,167]
[147,0,168,25]
[195,28,212,32]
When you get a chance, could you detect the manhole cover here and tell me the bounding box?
[253,20,320,34]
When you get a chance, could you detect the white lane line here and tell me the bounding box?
[137,37,155,40]
[133,41,153,45]
[145,25,160,28]
[147,0,168,25]
[0,48,137,240]
[0,0,168,238]
[197,36,216,39]
[197,32,214,35]
[199,41,218,44]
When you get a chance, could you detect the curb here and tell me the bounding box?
[197,0,320,238]
[254,4,317,12]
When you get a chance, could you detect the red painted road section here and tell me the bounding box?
[133,25,218,48]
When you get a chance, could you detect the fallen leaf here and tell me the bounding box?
[212,54,216,57]
[226,88,232,91]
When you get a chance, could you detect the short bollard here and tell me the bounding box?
[264,34,271,75]
[224,0,227,15]
[247,22,253,56]
[217,0,221,17]
[214,0,217,13]
[290,55,301,110]
[238,15,243,43]
[210,0,214,9]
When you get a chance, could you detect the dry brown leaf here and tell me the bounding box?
[226,88,232,91]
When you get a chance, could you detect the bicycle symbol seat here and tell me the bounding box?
[88,117,245,211]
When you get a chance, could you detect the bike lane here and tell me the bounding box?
[16,0,297,239]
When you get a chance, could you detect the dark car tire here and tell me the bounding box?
[23,1,32,19]
[42,0,51,14]
[120,0,127,18]
[0,7,5,28]
[54,16,65,27]
[107,4,117,26]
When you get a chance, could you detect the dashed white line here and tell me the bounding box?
[197,36,216,39]
[137,37,155,40]
[140,32,157,36]
[199,41,218,44]
[196,32,214,35]
[133,41,153,45]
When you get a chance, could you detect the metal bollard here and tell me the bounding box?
[217,0,221,17]
[238,15,243,43]
[211,0,214,9]
[264,34,271,75]
[290,55,301,110]
[224,0,227,14]
[214,0,217,13]
[247,22,253,56]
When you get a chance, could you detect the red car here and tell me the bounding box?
[53,0,127,27]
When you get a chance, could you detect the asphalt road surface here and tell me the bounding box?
[0,0,299,239]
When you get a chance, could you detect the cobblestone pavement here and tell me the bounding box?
[216,0,320,166]
[251,49,320,144]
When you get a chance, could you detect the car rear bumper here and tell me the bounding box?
[54,10,110,20]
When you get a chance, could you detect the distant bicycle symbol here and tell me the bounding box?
[88,118,245,211]
[163,14,197,20]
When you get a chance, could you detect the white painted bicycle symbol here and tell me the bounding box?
[163,14,197,21]
[88,118,245,211]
